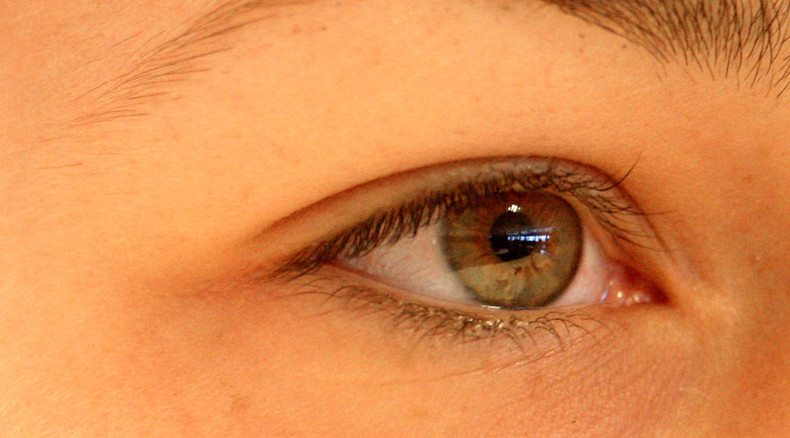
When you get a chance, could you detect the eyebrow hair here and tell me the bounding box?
[544,0,790,95]
[69,0,310,127]
[69,0,790,127]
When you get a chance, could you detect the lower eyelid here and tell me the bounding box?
[279,267,615,362]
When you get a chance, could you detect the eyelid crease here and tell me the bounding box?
[267,157,665,280]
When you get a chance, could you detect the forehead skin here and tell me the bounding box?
[1,0,789,436]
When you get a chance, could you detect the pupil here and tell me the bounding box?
[489,211,549,262]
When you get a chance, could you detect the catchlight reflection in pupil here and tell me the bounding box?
[442,192,583,308]
[489,211,553,262]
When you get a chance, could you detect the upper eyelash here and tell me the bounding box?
[270,158,660,279]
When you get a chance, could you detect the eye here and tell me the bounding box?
[269,157,664,338]
[341,191,601,309]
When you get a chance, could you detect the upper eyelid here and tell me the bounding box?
[264,156,666,280]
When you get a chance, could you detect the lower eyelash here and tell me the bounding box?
[286,272,609,354]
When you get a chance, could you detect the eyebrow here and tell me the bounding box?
[70,0,790,127]
[70,0,310,127]
[546,0,790,94]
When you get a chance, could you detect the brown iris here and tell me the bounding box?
[441,192,582,308]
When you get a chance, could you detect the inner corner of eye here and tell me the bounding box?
[332,187,661,312]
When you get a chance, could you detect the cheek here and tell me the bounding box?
[4,269,713,436]
[432,308,705,436]
[148,286,705,436]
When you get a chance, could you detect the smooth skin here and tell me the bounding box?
[1,0,789,436]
